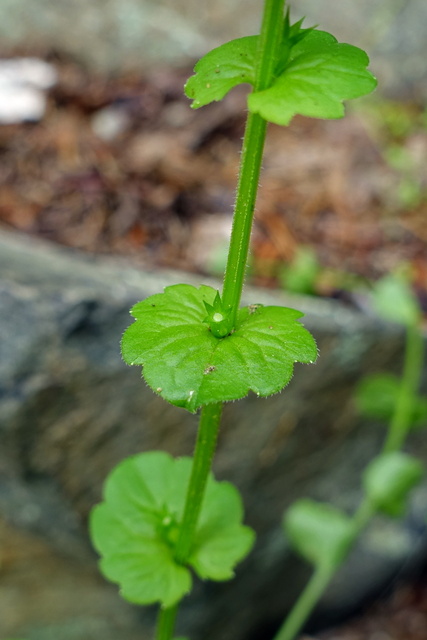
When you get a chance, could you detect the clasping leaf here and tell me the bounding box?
[90,452,254,607]
[185,19,376,125]
[121,284,317,412]
[248,30,377,125]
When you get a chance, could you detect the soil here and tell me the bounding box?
[1,55,427,639]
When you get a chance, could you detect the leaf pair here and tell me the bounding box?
[185,20,376,125]
[90,452,254,608]
[121,284,317,413]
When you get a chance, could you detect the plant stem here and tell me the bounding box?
[273,565,333,640]
[350,496,376,537]
[173,0,286,570]
[253,0,285,92]
[221,112,267,325]
[174,402,223,563]
[154,5,286,638]
[154,404,222,640]
[155,605,178,640]
[383,323,424,452]
[222,0,285,325]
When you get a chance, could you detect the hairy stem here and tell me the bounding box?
[174,402,223,563]
[154,404,222,640]
[222,0,285,325]
[221,112,267,325]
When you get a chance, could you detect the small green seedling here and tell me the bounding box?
[89,2,384,640]
[276,273,425,640]
[280,247,321,296]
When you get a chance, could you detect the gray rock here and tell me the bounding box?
[0,230,426,640]
[0,0,426,100]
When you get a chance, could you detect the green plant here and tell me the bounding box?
[280,246,321,295]
[277,272,425,640]
[279,246,370,298]
[89,2,383,639]
[361,99,427,210]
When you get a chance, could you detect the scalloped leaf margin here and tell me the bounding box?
[185,25,377,125]
[90,451,255,607]
[121,284,317,412]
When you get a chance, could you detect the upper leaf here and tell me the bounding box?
[249,30,377,125]
[121,284,317,412]
[185,36,257,108]
[283,499,353,569]
[90,451,255,607]
[185,22,376,125]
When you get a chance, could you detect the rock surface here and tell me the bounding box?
[0,229,426,640]
[0,0,426,100]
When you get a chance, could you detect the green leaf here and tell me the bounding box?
[121,284,317,412]
[249,30,377,125]
[190,479,254,580]
[90,451,254,607]
[283,499,353,569]
[363,452,423,517]
[185,36,257,108]
[371,274,421,326]
[185,24,376,126]
[356,373,427,428]
[90,453,191,608]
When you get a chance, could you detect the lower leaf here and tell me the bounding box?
[90,451,255,607]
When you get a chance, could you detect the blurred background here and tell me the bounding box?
[0,1,426,640]
[0,0,426,294]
